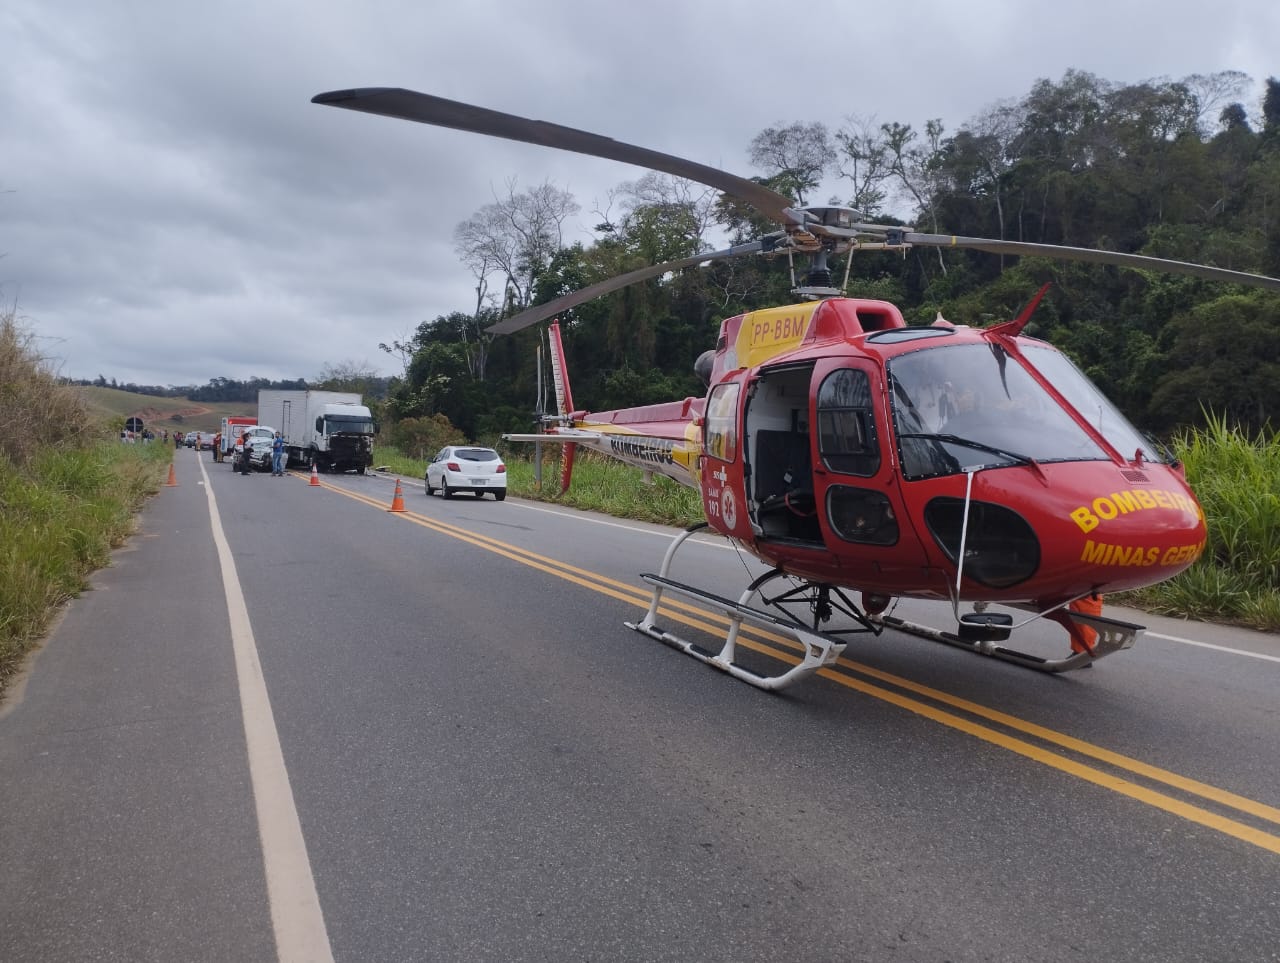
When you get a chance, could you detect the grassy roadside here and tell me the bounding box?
[0,442,171,687]
[376,430,1279,633]
[0,313,173,695]
[1118,417,1280,630]
[373,445,703,527]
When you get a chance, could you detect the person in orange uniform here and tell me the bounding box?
[1065,593,1105,655]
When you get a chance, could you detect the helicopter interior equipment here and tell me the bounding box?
[313,87,1280,692]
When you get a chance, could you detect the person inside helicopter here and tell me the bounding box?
[890,343,1108,480]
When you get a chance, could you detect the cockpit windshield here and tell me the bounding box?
[1019,343,1163,464]
[888,343,1108,480]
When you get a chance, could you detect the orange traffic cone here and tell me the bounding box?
[165,462,177,487]
[309,464,320,487]
[388,479,406,512]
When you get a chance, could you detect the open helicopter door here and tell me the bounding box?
[742,362,824,544]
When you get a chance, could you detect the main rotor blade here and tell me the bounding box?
[905,233,1280,292]
[486,241,764,335]
[313,87,802,227]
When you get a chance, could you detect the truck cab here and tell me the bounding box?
[314,405,375,473]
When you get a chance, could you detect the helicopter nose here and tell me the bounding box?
[1061,480,1208,576]
[922,462,1207,599]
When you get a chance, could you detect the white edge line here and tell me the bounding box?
[509,499,737,548]
[199,457,335,963]
[1146,632,1280,664]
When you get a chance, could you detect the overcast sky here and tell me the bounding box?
[3,0,1275,388]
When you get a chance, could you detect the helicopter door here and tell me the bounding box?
[810,360,907,554]
[743,363,823,543]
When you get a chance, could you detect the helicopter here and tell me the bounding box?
[313,87,1280,691]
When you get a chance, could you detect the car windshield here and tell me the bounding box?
[454,448,499,462]
[888,342,1108,480]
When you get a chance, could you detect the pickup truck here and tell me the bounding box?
[231,425,277,472]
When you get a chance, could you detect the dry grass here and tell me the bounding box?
[0,313,94,467]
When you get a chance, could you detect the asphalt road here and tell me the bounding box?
[1,447,1278,962]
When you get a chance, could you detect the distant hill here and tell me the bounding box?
[75,386,254,433]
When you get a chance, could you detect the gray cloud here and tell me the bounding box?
[3,0,1275,386]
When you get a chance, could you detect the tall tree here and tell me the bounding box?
[1262,76,1280,142]
[833,115,891,216]
[747,122,832,204]
[1148,291,1280,433]
[881,119,949,271]
[314,361,380,396]
[453,179,579,380]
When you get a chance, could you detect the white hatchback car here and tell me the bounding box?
[425,446,507,500]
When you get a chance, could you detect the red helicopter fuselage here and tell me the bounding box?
[547,298,1205,611]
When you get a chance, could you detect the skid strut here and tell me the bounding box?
[624,526,846,691]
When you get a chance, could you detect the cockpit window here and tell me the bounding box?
[817,368,879,477]
[889,343,1107,480]
[1019,344,1163,463]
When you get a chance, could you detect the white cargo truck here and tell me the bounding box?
[257,390,376,474]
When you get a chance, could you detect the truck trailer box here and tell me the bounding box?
[257,390,375,473]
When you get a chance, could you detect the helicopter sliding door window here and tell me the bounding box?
[816,368,879,477]
[816,367,898,545]
[704,383,740,462]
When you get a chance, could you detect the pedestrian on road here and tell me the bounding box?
[212,431,222,462]
[271,432,286,476]
[238,431,252,475]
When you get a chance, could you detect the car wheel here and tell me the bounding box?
[474,491,484,498]
[424,476,434,495]
[442,482,453,500]
[494,491,506,501]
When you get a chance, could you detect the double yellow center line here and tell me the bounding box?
[316,476,1280,857]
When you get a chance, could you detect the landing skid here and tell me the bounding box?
[627,574,847,691]
[625,526,1145,689]
[625,525,867,691]
[873,607,1144,673]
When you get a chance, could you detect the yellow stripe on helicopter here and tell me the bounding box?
[736,303,822,368]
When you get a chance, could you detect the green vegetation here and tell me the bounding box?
[1120,418,1280,630]
[374,443,702,527]
[0,313,170,693]
[503,451,703,526]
